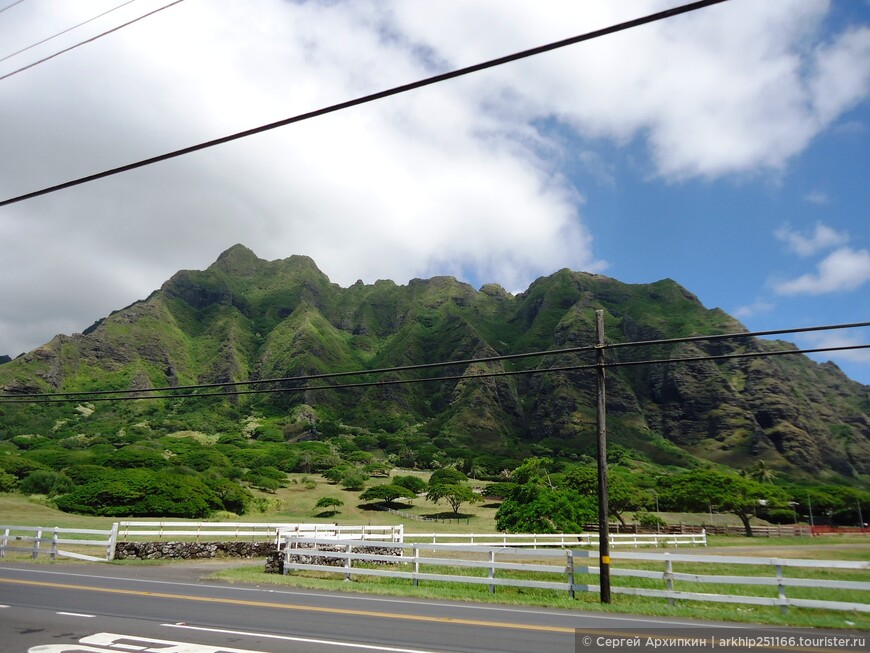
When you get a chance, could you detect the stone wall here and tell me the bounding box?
[267,544,403,574]
[112,540,403,577]
[113,541,277,560]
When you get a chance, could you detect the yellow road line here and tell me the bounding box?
[0,577,574,634]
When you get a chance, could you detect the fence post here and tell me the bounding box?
[32,528,42,559]
[488,549,496,594]
[567,550,575,599]
[50,528,58,560]
[413,545,420,587]
[344,543,353,581]
[0,527,8,558]
[282,536,291,575]
[107,522,119,561]
[775,561,788,614]
[664,553,674,606]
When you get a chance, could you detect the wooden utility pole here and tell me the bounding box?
[595,309,611,603]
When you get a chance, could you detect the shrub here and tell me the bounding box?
[55,469,214,518]
[634,509,667,529]
[19,470,73,497]
[340,469,368,491]
[393,475,427,494]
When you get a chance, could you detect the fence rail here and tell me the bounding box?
[403,532,706,547]
[118,521,403,543]
[280,537,869,613]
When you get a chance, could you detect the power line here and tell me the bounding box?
[3,344,867,404]
[0,0,184,83]
[2,326,866,404]
[0,0,26,15]
[0,0,140,65]
[0,0,729,208]
[3,320,865,400]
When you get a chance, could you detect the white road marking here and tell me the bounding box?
[164,623,448,653]
[57,611,96,617]
[30,632,270,652]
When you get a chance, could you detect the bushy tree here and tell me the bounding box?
[496,484,596,533]
[393,475,427,494]
[359,484,416,506]
[427,467,467,487]
[340,469,369,491]
[0,471,16,492]
[481,482,517,500]
[203,477,253,514]
[19,470,72,496]
[563,466,650,525]
[659,469,786,536]
[55,469,215,518]
[425,483,481,516]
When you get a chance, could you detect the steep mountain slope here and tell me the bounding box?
[1,245,867,479]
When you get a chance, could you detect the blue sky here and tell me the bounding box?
[0,0,868,383]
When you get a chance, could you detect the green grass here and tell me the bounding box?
[210,556,869,631]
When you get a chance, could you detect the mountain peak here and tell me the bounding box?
[210,244,262,274]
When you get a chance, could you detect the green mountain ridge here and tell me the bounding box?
[1,244,868,480]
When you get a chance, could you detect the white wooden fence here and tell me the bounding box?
[0,524,118,562]
[0,522,404,561]
[116,521,403,543]
[404,532,706,547]
[280,537,870,613]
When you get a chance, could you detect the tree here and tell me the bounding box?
[563,466,650,525]
[313,496,344,517]
[510,457,554,486]
[55,469,215,518]
[428,467,467,487]
[393,475,427,494]
[425,483,481,516]
[496,483,596,533]
[359,484,416,506]
[743,461,776,484]
[659,470,784,536]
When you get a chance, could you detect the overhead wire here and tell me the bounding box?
[0,0,185,83]
[1,322,866,403]
[0,0,140,65]
[3,320,866,400]
[2,344,867,405]
[0,0,730,208]
[0,0,26,15]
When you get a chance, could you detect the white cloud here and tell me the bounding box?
[775,223,850,256]
[775,247,870,295]
[798,331,870,365]
[734,300,774,319]
[803,190,829,205]
[1,0,869,358]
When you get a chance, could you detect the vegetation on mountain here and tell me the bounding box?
[0,245,867,520]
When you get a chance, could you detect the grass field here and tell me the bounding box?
[0,478,867,630]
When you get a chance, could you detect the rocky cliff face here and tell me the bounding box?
[2,244,867,478]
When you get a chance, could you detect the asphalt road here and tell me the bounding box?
[0,562,864,653]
